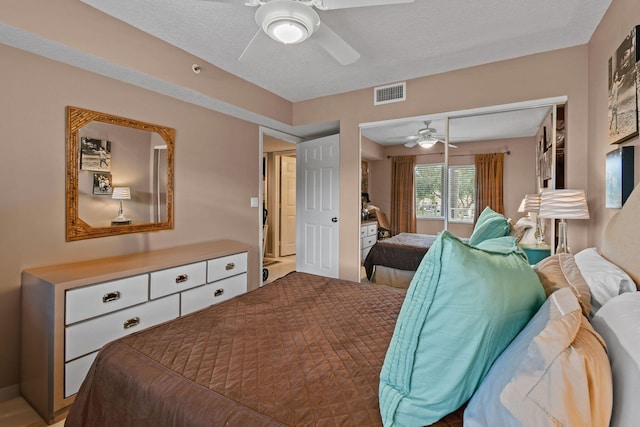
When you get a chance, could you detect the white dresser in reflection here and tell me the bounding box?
[21,240,249,424]
[361,220,378,262]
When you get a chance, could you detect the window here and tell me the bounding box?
[448,166,476,223]
[416,164,444,218]
[415,164,475,223]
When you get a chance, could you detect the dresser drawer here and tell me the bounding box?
[181,273,247,316]
[65,294,179,361]
[366,224,377,236]
[360,226,368,238]
[362,235,376,249]
[207,252,247,283]
[64,351,98,398]
[65,274,149,325]
[150,261,206,299]
[362,246,372,262]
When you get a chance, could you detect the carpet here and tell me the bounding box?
[263,259,281,267]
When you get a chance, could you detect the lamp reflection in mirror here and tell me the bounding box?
[518,193,544,244]
[538,189,589,254]
[111,187,131,225]
[525,193,544,244]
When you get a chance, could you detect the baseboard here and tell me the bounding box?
[0,383,20,402]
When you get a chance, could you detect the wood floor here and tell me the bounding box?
[0,397,64,427]
[263,255,296,284]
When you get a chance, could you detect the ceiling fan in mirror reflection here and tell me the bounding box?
[402,121,457,149]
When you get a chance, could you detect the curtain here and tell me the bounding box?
[391,156,416,235]
[475,153,505,220]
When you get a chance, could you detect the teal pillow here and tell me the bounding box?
[468,206,510,246]
[379,232,545,427]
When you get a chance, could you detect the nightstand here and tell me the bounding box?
[519,244,552,265]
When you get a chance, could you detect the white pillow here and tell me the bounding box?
[573,247,636,318]
[591,292,640,427]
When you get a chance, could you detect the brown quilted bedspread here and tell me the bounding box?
[65,271,464,426]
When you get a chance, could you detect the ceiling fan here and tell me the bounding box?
[204,0,414,65]
[403,121,457,148]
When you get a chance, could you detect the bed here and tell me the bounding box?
[363,233,438,288]
[66,185,640,427]
[64,271,464,426]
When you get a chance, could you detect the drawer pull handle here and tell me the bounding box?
[103,291,121,303]
[225,263,235,271]
[123,317,140,329]
[175,274,189,283]
[214,288,225,297]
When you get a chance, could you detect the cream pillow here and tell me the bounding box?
[500,289,612,426]
[534,253,591,317]
[465,287,612,427]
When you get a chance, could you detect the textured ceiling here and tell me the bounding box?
[79,0,611,102]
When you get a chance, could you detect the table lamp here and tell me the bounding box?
[111,187,131,224]
[538,189,589,254]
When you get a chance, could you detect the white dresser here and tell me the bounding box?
[361,220,378,262]
[21,240,249,424]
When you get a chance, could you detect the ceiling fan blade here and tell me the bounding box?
[238,29,271,62]
[404,141,419,148]
[314,23,360,65]
[437,140,458,148]
[317,0,414,10]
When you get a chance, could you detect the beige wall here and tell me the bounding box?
[0,44,263,395]
[587,0,640,246]
[1,0,292,126]
[1,0,638,399]
[294,45,589,281]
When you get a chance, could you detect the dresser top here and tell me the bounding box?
[23,240,250,288]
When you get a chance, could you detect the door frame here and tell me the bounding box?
[259,127,302,285]
[276,153,297,257]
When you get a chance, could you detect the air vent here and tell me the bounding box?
[374,82,406,105]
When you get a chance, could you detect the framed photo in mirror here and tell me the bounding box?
[92,173,113,195]
[80,137,111,171]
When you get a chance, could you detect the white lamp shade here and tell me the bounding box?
[517,197,526,213]
[112,187,131,200]
[538,189,589,220]
[523,193,541,213]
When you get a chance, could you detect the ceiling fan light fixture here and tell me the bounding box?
[256,1,320,44]
[417,135,437,147]
[269,20,307,44]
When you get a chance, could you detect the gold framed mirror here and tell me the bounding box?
[66,106,174,241]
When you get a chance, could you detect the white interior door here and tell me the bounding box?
[296,134,340,278]
[279,155,296,256]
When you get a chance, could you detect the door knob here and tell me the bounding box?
[331,217,338,223]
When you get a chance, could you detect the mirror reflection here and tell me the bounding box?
[66,106,174,241]
[360,102,559,236]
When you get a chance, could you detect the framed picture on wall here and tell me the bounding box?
[93,172,113,195]
[607,25,639,145]
[606,146,635,208]
[80,137,111,171]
